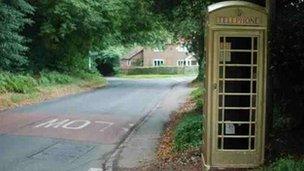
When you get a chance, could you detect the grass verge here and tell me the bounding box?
[0,71,106,110]
[117,74,195,79]
[150,82,204,170]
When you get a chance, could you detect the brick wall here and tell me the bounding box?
[143,44,189,67]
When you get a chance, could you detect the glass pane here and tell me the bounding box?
[219,95,223,107]
[226,66,251,79]
[225,81,251,93]
[219,66,224,78]
[254,37,258,50]
[218,124,222,135]
[224,138,249,150]
[218,138,222,149]
[252,110,256,121]
[219,81,223,93]
[253,52,257,64]
[252,95,257,107]
[220,51,231,63]
[219,109,223,121]
[253,67,257,79]
[224,123,250,136]
[251,124,256,136]
[226,52,251,64]
[226,37,252,50]
[253,81,257,93]
[224,109,251,122]
[225,95,251,107]
[251,138,255,149]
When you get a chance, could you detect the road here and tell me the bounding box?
[0,77,194,171]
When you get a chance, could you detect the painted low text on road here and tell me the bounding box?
[34,118,114,131]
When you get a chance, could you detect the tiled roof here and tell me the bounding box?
[121,47,144,60]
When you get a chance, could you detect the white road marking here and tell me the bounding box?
[62,120,91,130]
[34,118,114,132]
[88,168,103,171]
[94,121,114,132]
[35,119,70,128]
[129,123,134,127]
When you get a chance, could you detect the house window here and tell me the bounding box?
[179,59,198,66]
[177,60,186,66]
[127,60,132,66]
[153,59,164,66]
[191,60,198,66]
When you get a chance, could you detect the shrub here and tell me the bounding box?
[121,66,198,75]
[0,73,7,93]
[0,71,105,94]
[73,70,102,80]
[39,71,74,85]
[191,87,204,112]
[173,114,203,152]
[0,72,38,93]
[265,157,304,171]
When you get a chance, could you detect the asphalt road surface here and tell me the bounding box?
[0,77,194,171]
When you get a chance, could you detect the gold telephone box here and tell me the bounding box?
[203,1,268,169]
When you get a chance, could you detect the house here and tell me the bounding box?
[120,47,144,69]
[120,44,198,69]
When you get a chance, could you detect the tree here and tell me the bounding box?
[153,0,211,81]
[0,0,34,71]
[24,0,169,74]
[152,0,267,81]
[271,0,304,131]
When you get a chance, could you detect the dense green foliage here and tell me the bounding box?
[270,0,304,131]
[190,87,204,113]
[262,157,304,171]
[153,0,211,81]
[173,86,204,152]
[0,72,38,93]
[152,0,266,81]
[94,46,128,76]
[38,71,74,85]
[0,0,169,73]
[0,0,34,71]
[173,114,203,152]
[0,71,105,94]
[263,0,304,160]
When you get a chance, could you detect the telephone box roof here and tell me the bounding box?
[208,1,267,14]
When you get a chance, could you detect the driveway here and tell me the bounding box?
[0,76,194,171]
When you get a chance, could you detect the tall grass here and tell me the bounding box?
[0,71,104,94]
[0,72,38,93]
[38,71,74,85]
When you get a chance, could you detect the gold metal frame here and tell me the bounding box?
[203,1,268,169]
